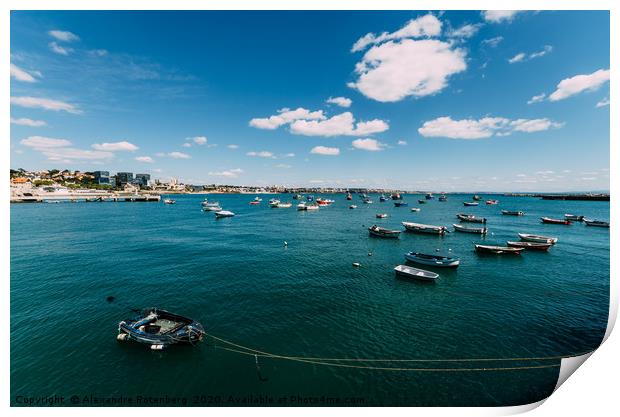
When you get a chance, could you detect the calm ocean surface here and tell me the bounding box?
[11,194,609,406]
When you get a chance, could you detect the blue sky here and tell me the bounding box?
[10,10,610,191]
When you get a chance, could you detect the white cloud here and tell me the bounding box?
[508,53,526,64]
[92,141,138,151]
[20,135,71,148]
[89,49,108,57]
[351,14,442,52]
[43,148,114,161]
[190,136,208,145]
[208,168,243,178]
[448,23,482,39]
[135,156,154,163]
[49,42,73,55]
[227,144,239,149]
[310,146,340,156]
[326,96,352,108]
[418,116,563,139]
[351,138,386,151]
[275,164,292,169]
[11,96,81,114]
[10,117,47,127]
[168,151,191,159]
[246,151,275,158]
[350,39,467,102]
[282,153,295,157]
[596,97,610,108]
[10,63,38,82]
[48,30,80,42]
[481,36,503,47]
[250,107,325,129]
[182,142,192,147]
[527,93,546,104]
[289,112,388,137]
[482,11,523,23]
[548,69,610,101]
[397,140,407,145]
[509,46,553,64]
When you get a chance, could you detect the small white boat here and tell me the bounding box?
[363,199,373,204]
[410,207,421,212]
[368,225,401,238]
[269,199,281,207]
[376,213,388,219]
[394,265,439,282]
[453,224,488,234]
[163,199,176,204]
[475,244,523,255]
[254,196,262,202]
[202,200,221,208]
[305,204,319,211]
[456,213,486,223]
[584,219,610,227]
[502,210,524,216]
[518,233,558,244]
[214,210,235,218]
[402,222,447,235]
[349,205,357,209]
[404,252,460,268]
[202,205,222,211]
[564,214,584,221]
[275,202,292,208]
[297,202,307,210]
[463,201,479,206]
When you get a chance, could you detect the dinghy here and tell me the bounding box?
[456,213,487,223]
[117,308,204,350]
[541,217,571,225]
[394,265,439,282]
[417,199,427,204]
[473,195,482,201]
[349,205,357,209]
[394,201,408,207]
[404,252,460,268]
[275,202,292,208]
[518,233,558,244]
[163,199,176,204]
[564,214,584,221]
[402,222,448,235]
[376,213,388,218]
[475,244,523,255]
[486,200,499,205]
[506,241,552,251]
[463,201,479,206]
[368,225,401,238]
[438,195,448,201]
[453,224,487,234]
[410,207,421,212]
[584,219,610,227]
[501,210,524,216]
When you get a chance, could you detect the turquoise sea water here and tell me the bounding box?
[11,194,609,406]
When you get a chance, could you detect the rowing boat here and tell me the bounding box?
[404,252,460,268]
[368,225,401,238]
[518,233,558,244]
[456,213,487,223]
[474,244,523,255]
[402,222,447,235]
[501,210,524,216]
[584,219,610,227]
[541,217,571,225]
[376,213,388,218]
[394,201,408,207]
[394,265,439,282]
[463,201,479,206]
[453,224,487,234]
[564,214,584,221]
[506,241,552,251]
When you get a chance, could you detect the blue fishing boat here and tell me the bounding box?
[394,201,408,207]
[404,252,460,268]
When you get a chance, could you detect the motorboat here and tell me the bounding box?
[368,225,401,238]
[410,208,421,212]
[214,210,235,218]
[269,199,281,207]
[463,201,479,206]
[349,205,357,209]
[456,213,487,223]
[202,205,222,211]
[541,217,571,225]
[292,194,301,200]
[394,265,439,282]
[202,199,221,208]
[305,203,319,211]
[394,201,408,207]
[376,213,388,219]
[363,198,373,204]
[453,224,488,234]
[379,195,387,202]
[518,233,558,244]
[473,195,482,201]
[418,199,427,204]
[163,199,176,204]
[584,219,610,227]
[506,241,552,251]
[346,193,352,200]
[502,210,524,216]
[425,193,434,200]
[117,308,204,350]
[249,201,260,205]
[391,193,401,200]
[404,252,460,268]
[474,244,523,255]
[275,202,292,208]
[486,200,499,205]
[438,194,447,201]
[254,196,263,202]
[564,214,584,221]
[402,222,447,235]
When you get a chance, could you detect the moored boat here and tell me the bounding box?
[473,195,481,201]
[346,193,352,200]
[410,207,421,212]
[379,195,387,202]
[402,221,447,235]
[425,193,434,200]
[163,199,176,204]
[404,252,460,268]
[391,193,401,200]
[363,198,373,204]
[349,205,357,209]
[518,233,558,244]
[394,265,439,282]
[304,203,319,211]
[202,199,221,208]
[541,217,571,225]
[376,213,388,218]
[249,201,260,205]
[501,210,524,216]
[417,200,427,204]
[117,308,204,349]
[475,244,523,255]
[368,225,401,238]
[202,205,222,211]
[453,224,488,234]
[506,241,552,251]
[254,196,263,202]
[463,201,479,206]
[276,202,292,208]
[584,219,610,227]
[456,213,487,223]
[394,201,408,207]
[438,194,447,201]
[268,198,281,207]
[564,214,584,221]
[215,210,235,218]
[486,199,499,205]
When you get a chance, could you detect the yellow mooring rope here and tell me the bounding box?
[205,333,593,372]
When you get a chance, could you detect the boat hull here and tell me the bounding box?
[404,253,460,268]
[118,308,204,348]
[506,241,552,251]
[475,245,523,255]
[518,233,558,244]
[394,265,439,281]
